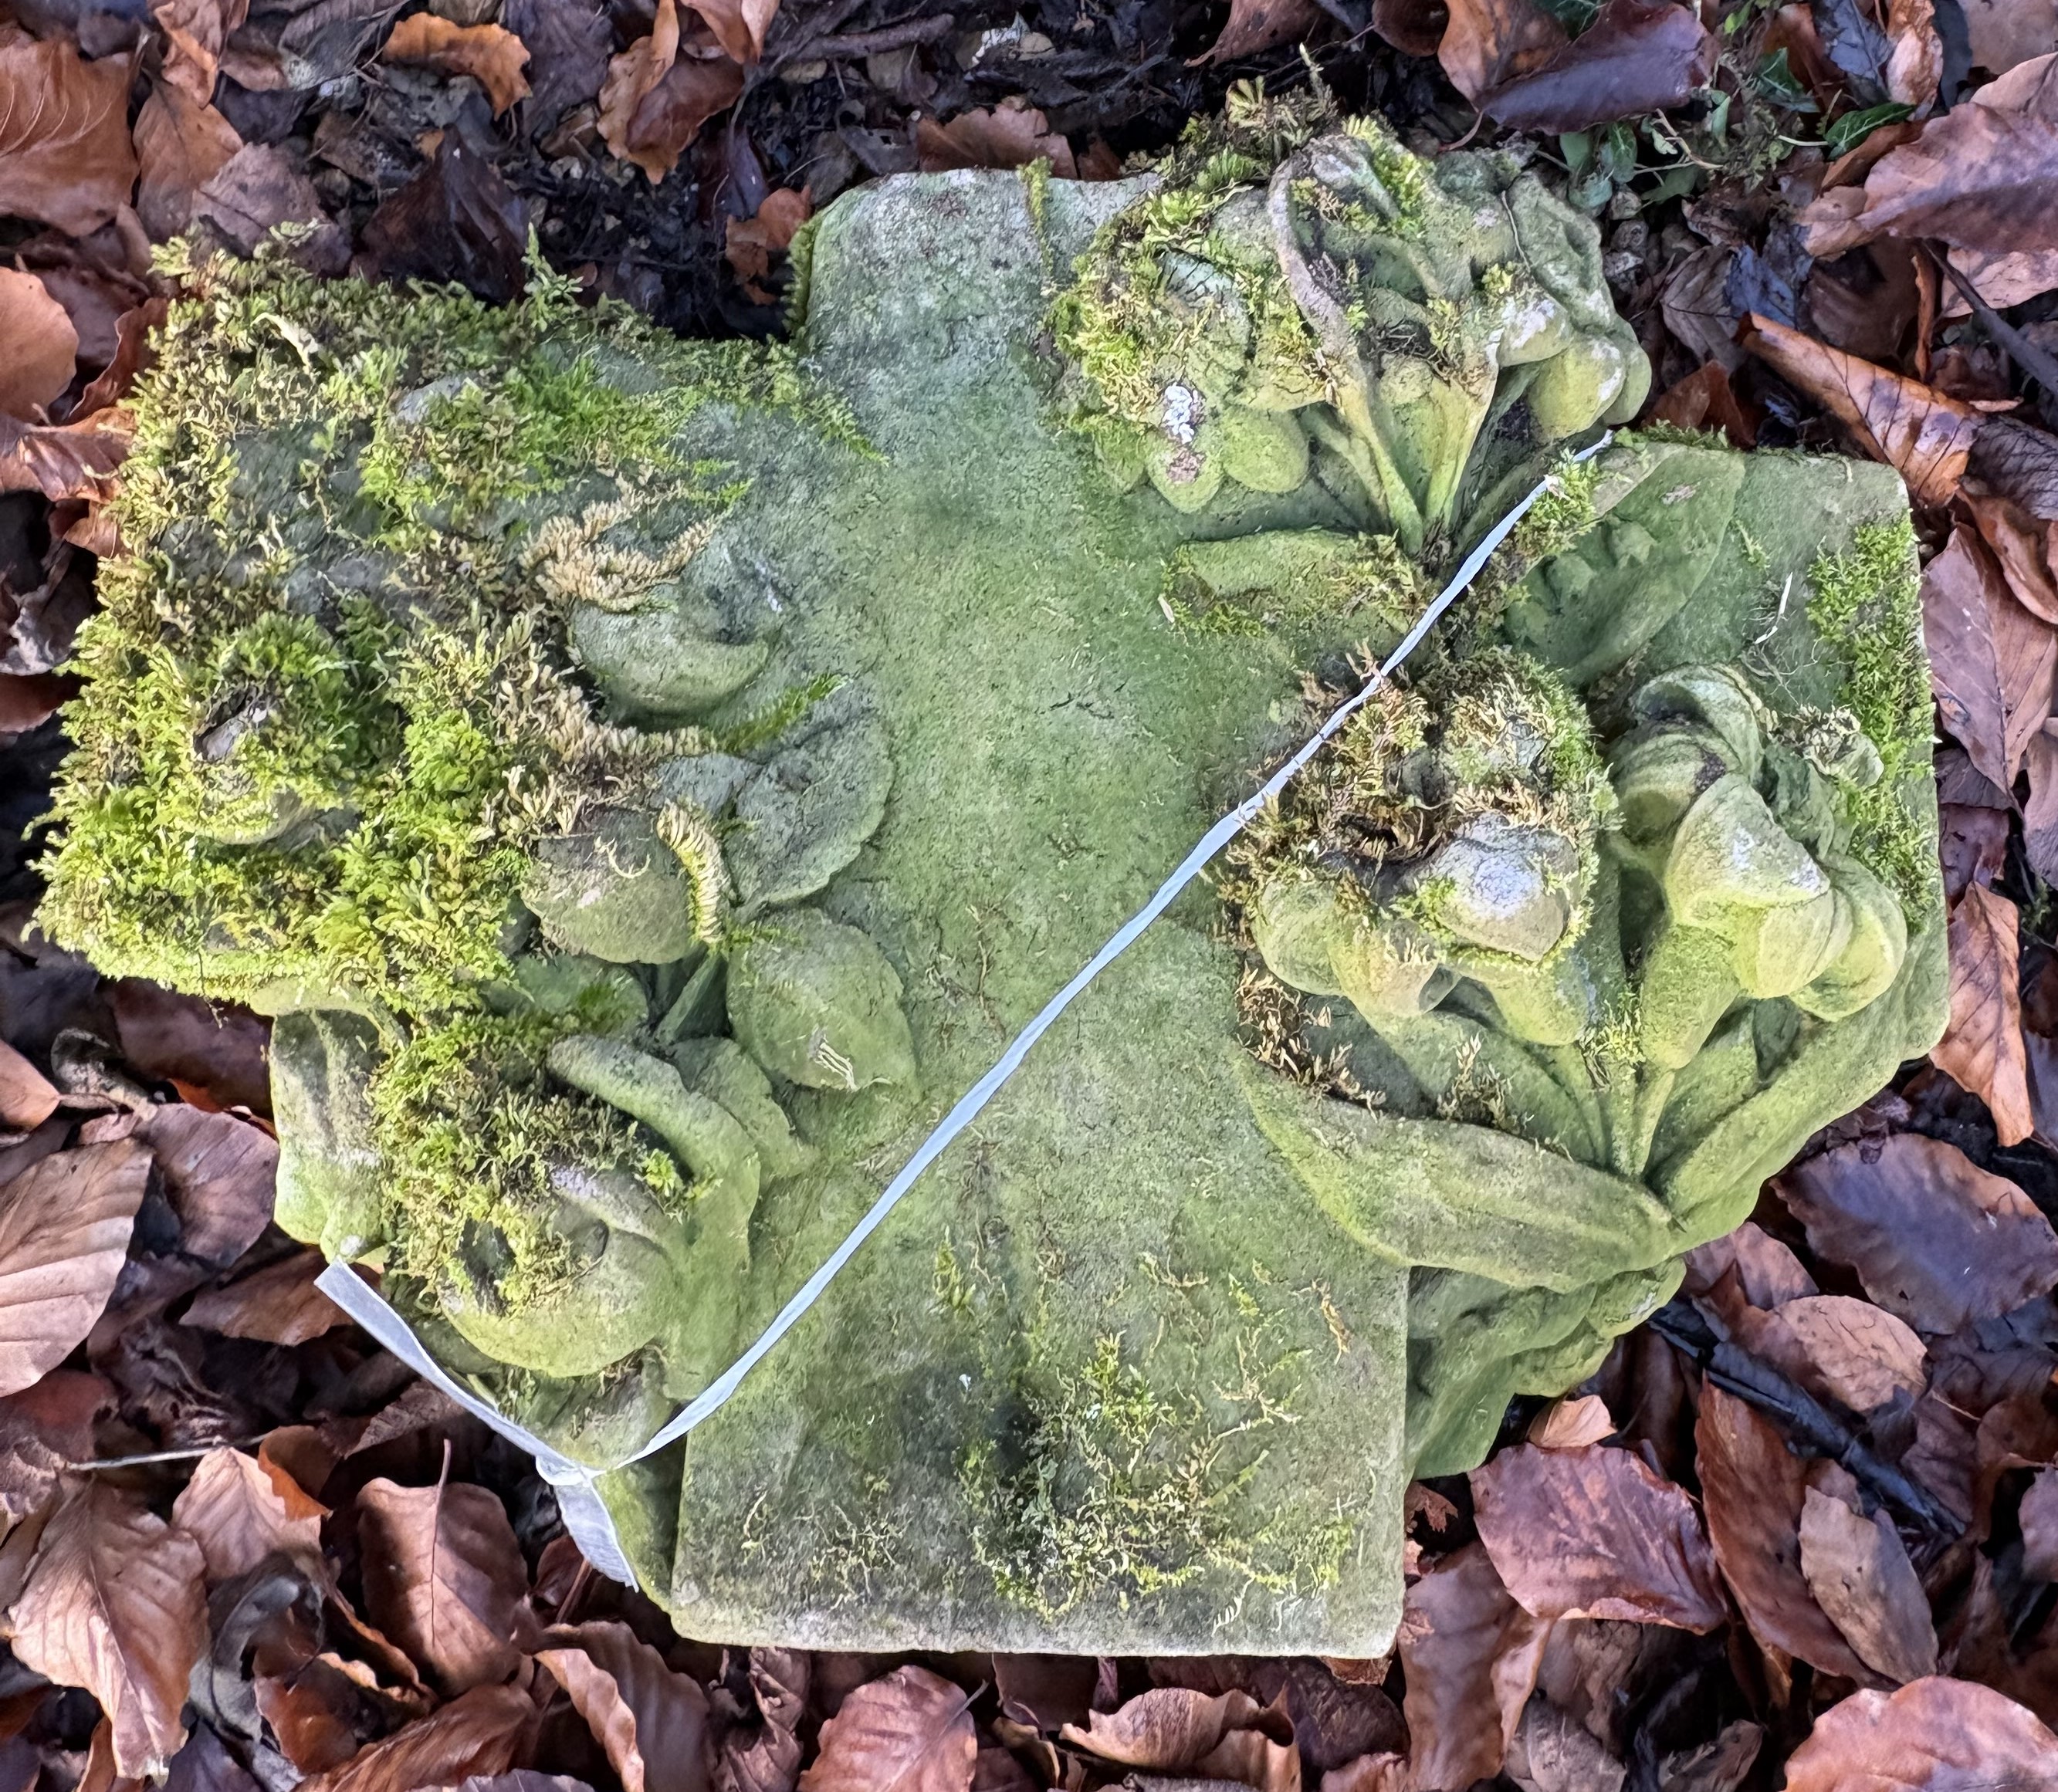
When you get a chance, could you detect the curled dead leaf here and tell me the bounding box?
[7,1475,208,1778]
[1194,0,1322,63]
[537,1620,712,1792]
[171,1446,326,1586]
[916,99,1076,177]
[0,405,132,502]
[1741,313,1989,506]
[185,1249,347,1344]
[1797,1485,1938,1685]
[597,0,743,184]
[682,0,777,63]
[724,186,811,303]
[0,270,78,422]
[134,86,244,242]
[125,1104,279,1266]
[0,38,138,236]
[1472,0,1717,134]
[1396,1543,1549,1792]
[297,1683,539,1792]
[1471,1443,1728,1630]
[152,0,253,105]
[0,1138,150,1398]
[357,1477,526,1695]
[1935,882,2035,1144]
[0,1040,59,1131]
[1060,1685,1297,1790]
[801,1665,975,1792]
[382,15,533,118]
[1783,1677,2058,1789]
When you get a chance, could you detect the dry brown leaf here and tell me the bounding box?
[597,0,743,184]
[0,1371,113,1530]
[1783,1677,2058,1788]
[382,15,533,117]
[537,1620,711,1792]
[357,1477,526,1695]
[0,1040,59,1131]
[76,298,169,422]
[8,1476,208,1777]
[1471,1443,1727,1630]
[153,0,252,103]
[1439,0,1566,103]
[2021,1467,2058,1581]
[1961,0,2058,80]
[724,186,811,302]
[134,85,244,242]
[184,1249,348,1345]
[1884,0,1942,107]
[1924,523,2057,791]
[1780,1131,2058,1330]
[1648,361,1757,448]
[127,1104,279,1266]
[1934,882,2035,1143]
[1061,1686,1297,1790]
[1695,1386,1874,1680]
[171,1447,326,1586]
[1465,0,1717,133]
[188,143,350,272]
[916,98,1077,177]
[1797,1486,1938,1685]
[1728,1293,1929,1414]
[682,0,777,63]
[1741,313,1988,506]
[1681,1219,1818,1306]
[1316,1756,1405,1792]
[1527,1395,1615,1450]
[1965,488,2058,623]
[1396,1543,1549,1791]
[0,1139,149,1398]
[297,1684,538,1792]
[0,271,77,422]
[1194,0,1322,63]
[0,39,138,236]
[801,1666,976,1792]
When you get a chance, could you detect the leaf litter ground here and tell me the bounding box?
[12,0,2058,1784]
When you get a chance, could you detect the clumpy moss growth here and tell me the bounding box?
[1803,516,1935,912]
[960,1325,1352,1620]
[39,242,851,1302]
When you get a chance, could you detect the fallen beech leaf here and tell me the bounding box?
[1439,0,1566,103]
[1682,1220,1817,1306]
[1696,1387,1873,1680]
[1473,0,1717,133]
[1742,313,1986,506]
[110,980,269,1116]
[1318,1756,1405,1792]
[297,1684,537,1792]
[1959,0,2058,81]
[0,1039,58,1131]
[0,1371,113,1527]
[1934,883,2035,1143]
[1649,361,1757,448]
[597,0,743,184]
[0,671,78,733]
[714,1647,807,1792]
[1799,56,2058,266]
[0,1140,149,1398]
[152,0,252,103]
[1779,1131,2058,1330]
[1196,0,1322,62]
[8,1476,208,1777]
[725,185,811,300]
[0,39,139,236]
[1396,1543,1548,1791]
[537,1621,711,1792]
[1941,800,2012,900]
[682,0,777,63]
[1798,1486,1938,1685]
[1924,524,2057,790]
[916,99,1077,177]
[134,86,244,242]
[1972,417,2058,520]
[1528,1395,1615,1449]
[76,298,169,421]
[1783,1677,2058,1789]
[801,1665,975,1792]
[1965,489,2058,624]
[1471,1443,1726,1629]
[1884,0,1941,108]
[357,1477,525,1695]
[361,136,529,306]
[257,1654,404,1774]
[1060,1685,1296,1789]
[1505,1699,1626,1792]
[2022,1468,2058,1581]
[171,1447,325,1585]
[1657,245,1745,373]
[185,1250,346,1344]
[0,271,77,422]
[502,0,610,134]
[0,405,131,502]
[382,15,533,117]
[124,1104,277,1266]
[1729,1293,1929,1414]
[189,144,350,275]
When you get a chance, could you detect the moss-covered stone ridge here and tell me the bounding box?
[1052,83,1650,552]
[37,139,1941,1659]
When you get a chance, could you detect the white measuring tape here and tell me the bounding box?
[316,434,1612,1584]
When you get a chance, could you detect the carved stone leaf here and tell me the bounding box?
[356,1479,526,1695]
[1796,1487,1938,1685]
[1471,1443,1727,1630]
[1394,1543,1549,1792]
[728,718,892,911]
[1779,1131,2058,1330]
[537,1620,713,1792]
[0,1139,149,1398]
[171,1446,326,1586]
[1934,882,2035,1144]
[6,1475,208,1778]
[801,1666,976,1792]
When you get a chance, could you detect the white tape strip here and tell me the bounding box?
[314,434,1610,1584]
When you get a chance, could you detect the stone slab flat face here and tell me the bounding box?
[40,116,1945,1658]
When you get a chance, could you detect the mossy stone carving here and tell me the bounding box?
[39,93,1944,1655]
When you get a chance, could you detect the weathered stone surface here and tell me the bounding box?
[39,104,1945,1658]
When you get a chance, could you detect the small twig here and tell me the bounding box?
[66,1441,262,1470]
[1938,254,2058,401]
[785,13,955,64]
